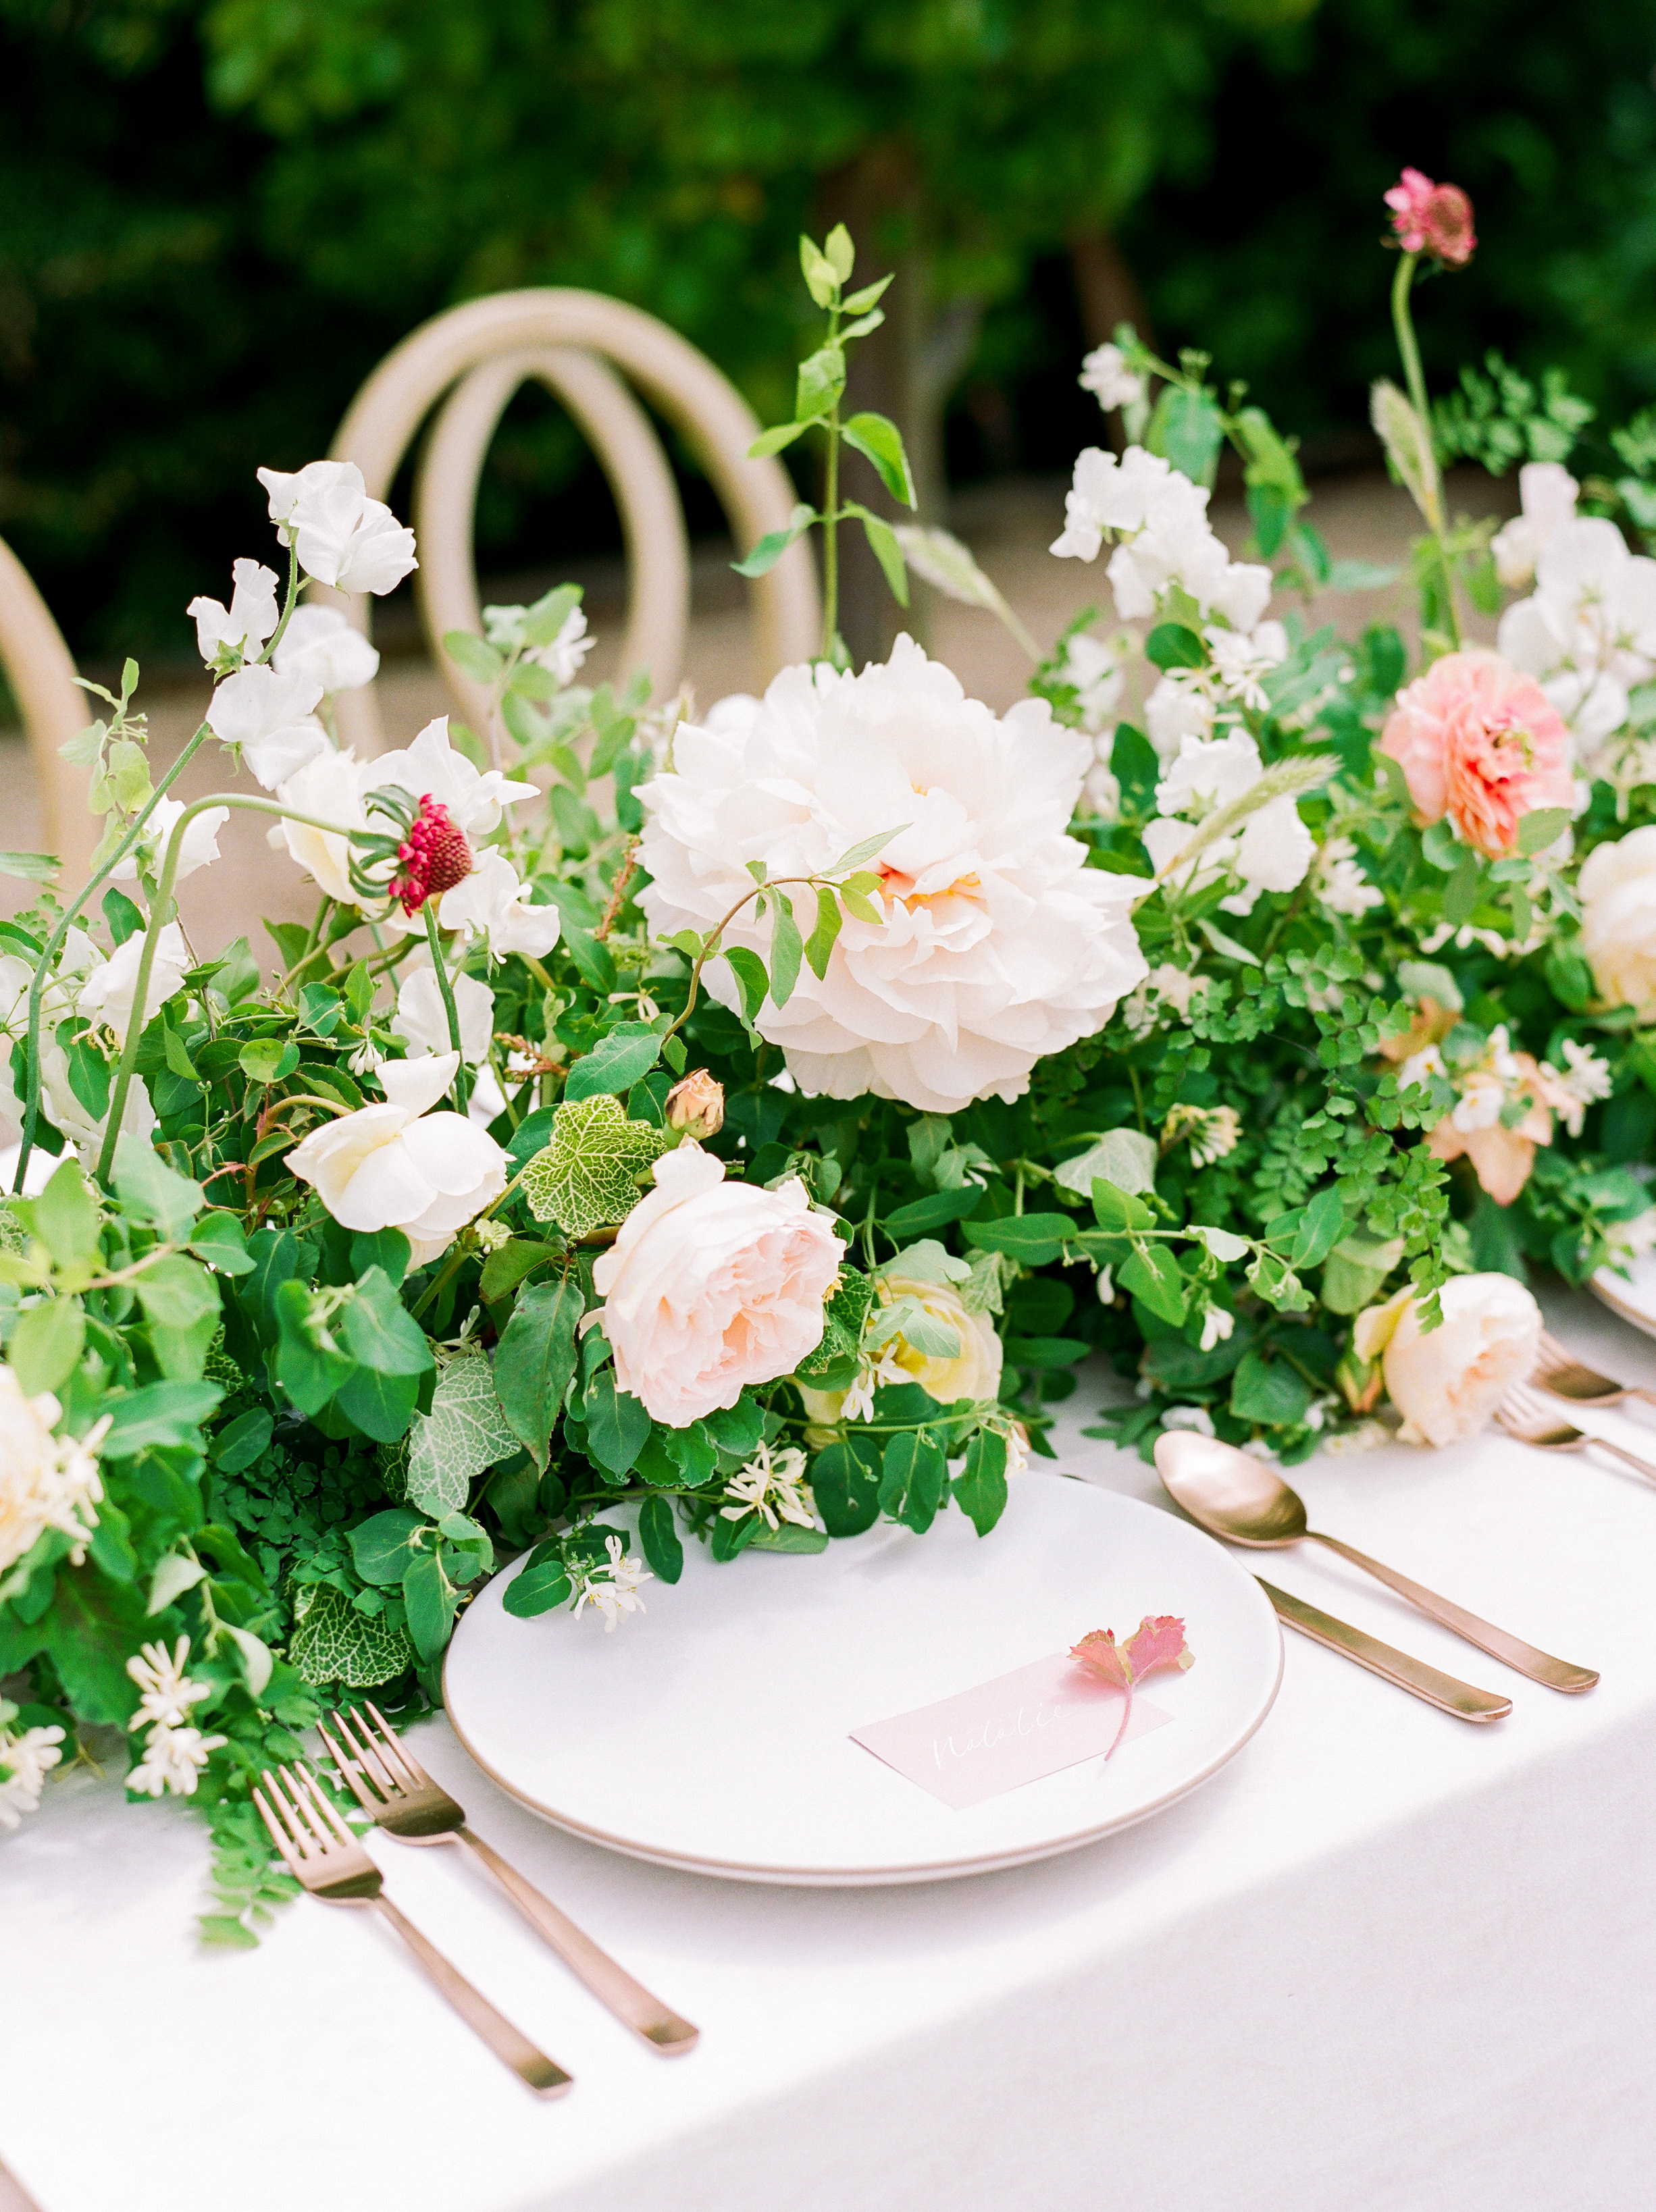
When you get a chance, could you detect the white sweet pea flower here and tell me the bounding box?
[1059,631,1124,734]
[205,663,328,789]
[1077,342,1145,413]
[1144,673,1216,759]
[1314,834,1386,918]
[1143,731,1314,905]
[370,717,537,841]
[273,604,380,695]
[76,924,190,1043]
[257,460,417,596]
[1205,620,1289,711]
[109,796,228,885]
[390,962,495,1065]
[1053,444,1272,631]
[187,559,279,668]
[638,636,1147,1115]
[38,1046,155,1163]
[435,849,563,959]
[284,1051,509,1269]
[483,600,592,686]
[274,745,372,905]
[1489,462,1580,590]
[1497,516,1656,760]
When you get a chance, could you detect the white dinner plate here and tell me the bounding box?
[443,1471,1282,1885]
[1590,1255,1656,1340]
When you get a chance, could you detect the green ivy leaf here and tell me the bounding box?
[405,1354,521,1515]
[563,1022,663,1102]
[879,1430,946,1533]
[288,1583,414,1687]
[521,1094,671,1238]
[812,1437,881,1535]
[585,1366,652,1475]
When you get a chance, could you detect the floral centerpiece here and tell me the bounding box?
[4,188,1655,1930]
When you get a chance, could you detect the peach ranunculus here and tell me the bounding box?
[1379,649,1573,859]
[1353,1274,1541,1446]
[1419,1024,1580,1206]
[590,1144,845,1427]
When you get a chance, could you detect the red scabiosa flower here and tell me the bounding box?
[1384,167,1476,267]
[390,793,473,915]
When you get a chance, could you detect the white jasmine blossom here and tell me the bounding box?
[1539,1037,1613,1136]
[1143,731,1315,904]
[127,1723,224,1799]
[1315,834,1386,918]
[0,1701,66,1831]
[1198,1303,1235,1352]
[188,559,279,669]
[572,1533,652,1631]
[1078,342,1145,413]
[1204,621,1288,712]
[124,1638,225,1799]
[1001,1421,1031,1480]
[1160,1404,1216,1437]
[274,604,381,695]
[721,1440,816,1531]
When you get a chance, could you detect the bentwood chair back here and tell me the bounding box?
[324,290,821,754]
[0,533,96,883]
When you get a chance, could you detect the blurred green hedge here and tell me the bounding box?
[2,0,1653,654]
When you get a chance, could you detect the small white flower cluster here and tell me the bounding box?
[1121,962,1212,1041]
[125,1638,226,1799]
[1538,1036,1615,1136]
[1078,342,1146,415]
[1162,1101,1242,1168]
[572,1534,653,1632]
[1052,445,1272,633]
[484,600,592,688]
[721,1440,817,1531]
[0,1697,66,1831]
[839,1344,910,1422]
[0,1367,107,1577]
[1495,463,1656,764]
[1143,731,1315,914]
[1314,833,1387,919]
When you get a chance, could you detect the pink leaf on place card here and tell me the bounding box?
[1069,1615,1193,1762]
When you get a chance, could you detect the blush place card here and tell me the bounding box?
[850,1653,1173,1810]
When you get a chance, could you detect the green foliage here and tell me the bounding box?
[521,1095,671,1237]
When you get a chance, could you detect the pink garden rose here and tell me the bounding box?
[590,1144,844,1426]
[1379,649,1573,858]
[1384,168,1476,267]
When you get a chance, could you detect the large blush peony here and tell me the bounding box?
[1379,648,1573,859]
[1578,824,1656,1018]
[590,1144,844,1426]
[638,639,1147,1113]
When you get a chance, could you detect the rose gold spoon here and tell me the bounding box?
[1155,1429,1597,1693]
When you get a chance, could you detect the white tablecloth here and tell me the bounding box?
[7,1289,1656,2212]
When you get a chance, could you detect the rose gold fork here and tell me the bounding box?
[254,1760,571,2095]
[1531,1329,1656,1415]
[319,1703,698,2055]
[1495,1380,1656,1485]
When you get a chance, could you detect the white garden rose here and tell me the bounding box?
[869,1273,1004,1405]
[1578,824,1656,1018]
[638,637,1147,1114]
[275,744,372,903]
[284,1051,508,1268]
[1354,1274,1541,1447]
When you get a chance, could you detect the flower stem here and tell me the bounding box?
[94,794,362,1183]
[423,901,471,1115]
[820,298,843,662]
[1390,251,1461,650]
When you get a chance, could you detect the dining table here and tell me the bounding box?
[5,1282,1656,2212]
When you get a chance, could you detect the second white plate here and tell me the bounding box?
[444,1471,1280,1885]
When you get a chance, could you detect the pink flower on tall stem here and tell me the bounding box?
[1384,167,1477,267]
[1379,649,1572,858]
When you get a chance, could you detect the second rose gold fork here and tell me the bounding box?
[320,1703,698,2055]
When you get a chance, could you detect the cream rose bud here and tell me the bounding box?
[590,1144,844,1427]
[284,1051,508,1269]
[1355,1273,1541,1446]
[665,1069,725,1138]
[1578,824,1656,1018]
[875,1275,1003,1406]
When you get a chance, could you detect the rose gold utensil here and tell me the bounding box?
[1156,1429,1597,1693]
[1258,1578,1511,1722]
[1530,1330,1656,1415]
[319,1702,698,2055]
[254,1761,571,2096]
[1495,1380,1656,1485]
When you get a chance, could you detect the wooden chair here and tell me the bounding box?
[324,289,821,755]
[0,533,95,883]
